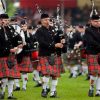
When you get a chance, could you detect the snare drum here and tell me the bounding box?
[31,50,39,62]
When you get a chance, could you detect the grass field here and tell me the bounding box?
[2,72,100,100]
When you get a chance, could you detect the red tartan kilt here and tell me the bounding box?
[81,49,87,59]
[87,55,100,75]
[0,57,21,79]
[19,56,33,73]
[37,56,62,77]
[98,53,100,65]
[55,56,65,74]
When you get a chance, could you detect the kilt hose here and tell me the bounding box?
[87,55,100,75]
[37,56,64,77]
[0,56,21,79]
[19,56,33,73]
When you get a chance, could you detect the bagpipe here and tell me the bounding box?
[35,3,64,36]
[2,25,22,50]
[35,3,67,54]
[53,4,68,53]
[35,4,42,15]
[90,0,98,18]
[2,25,23,68]
[52,4,66,40]
[12,27,23,47]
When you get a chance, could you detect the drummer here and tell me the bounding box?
[27,26,42,87]
[14,21,33,91]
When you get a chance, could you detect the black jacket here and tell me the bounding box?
[0,25,22,57]
[35,26,55,56]
[83,26,100,55]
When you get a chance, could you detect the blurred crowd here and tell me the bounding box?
[15,4,100,26]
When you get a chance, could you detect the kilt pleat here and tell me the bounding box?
[19,56,33,73]
[87,55,100,75]
[55,56,65,74]
[0,57,21,79]
[37,56,63,77]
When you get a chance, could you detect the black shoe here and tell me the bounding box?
[69,73,73,78]
[41,89,48,98]
[14,87,20,91]
[86,76,90,80]
[34,83,42,87]
[95,90,100,97]
[78,73,82,76]
[95,93,100,97]
[0,93,5,99]
[50,91,57,98]
[46,88,50,93]
[8,96,17,99]
[88,89,94,97]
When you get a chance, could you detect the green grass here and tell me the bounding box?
[2,72,100,100]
